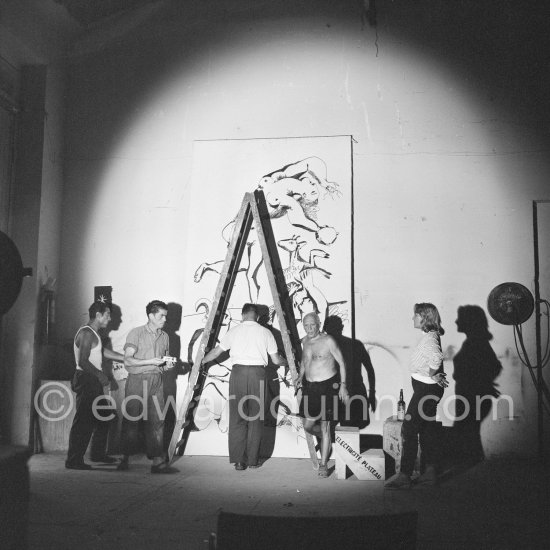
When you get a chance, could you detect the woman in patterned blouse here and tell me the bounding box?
[385,302,449,489]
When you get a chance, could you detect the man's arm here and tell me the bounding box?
[76,329,109,386]
[328,336,349,402]
[268,351,287,367]
[359,345,377,411]
[297,337,311,387]
[104,348,123,362]
[124,345,164,374]
[201,345,224,365]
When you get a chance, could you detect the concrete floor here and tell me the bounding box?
[28,452,549,550]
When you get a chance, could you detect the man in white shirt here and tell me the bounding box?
[202,303,286,470]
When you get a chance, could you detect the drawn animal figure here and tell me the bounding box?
[277,235,332,327]
[278,235,331,282]
[193,220,262,302]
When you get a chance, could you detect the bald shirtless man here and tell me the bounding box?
[298,312,349,477]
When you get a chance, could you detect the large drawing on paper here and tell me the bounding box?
[193,156,343,327]
[180,136,352,457]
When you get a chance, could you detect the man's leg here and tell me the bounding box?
[244,366,265,466]
[144,373,166,468]
[302,418,317,434]
[66,372,99,469]
[118,374,144,470]
[318,420,331,464]
[228,366,248,466]
[317,420,332,477]
[300,383,326,469]
[90,393,117,462]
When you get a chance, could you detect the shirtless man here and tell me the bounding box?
[298,312,349,477]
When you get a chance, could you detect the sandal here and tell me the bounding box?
[318,463,329,478]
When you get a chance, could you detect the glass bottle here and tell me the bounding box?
[397,389,405,421]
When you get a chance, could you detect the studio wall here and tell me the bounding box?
[54,0,550,457]
[0,1,67,444]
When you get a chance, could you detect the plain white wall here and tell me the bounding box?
[56,0,550,456]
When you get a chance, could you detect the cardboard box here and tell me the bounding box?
[334,426,385,481]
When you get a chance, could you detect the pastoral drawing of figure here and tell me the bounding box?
[257,156,341,246]
[186,299,235,433]
[193,156,341,305]
[277,235,331,328]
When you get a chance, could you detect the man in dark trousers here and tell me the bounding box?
[202,303,287,470]
[118,300,175,473]
[66,301,123,470]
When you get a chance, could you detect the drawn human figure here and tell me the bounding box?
[193,156,341,303]
[257,156,341,246]
[186,299,234,365]
[278,235,331,328]
[186,300,234,433]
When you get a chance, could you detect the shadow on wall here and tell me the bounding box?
[100,302,123,381]
[451,305,502,467]
[163,302,189,451]
[258,303,283,461]
[324,315,376,429]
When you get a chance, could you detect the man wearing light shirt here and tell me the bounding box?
[118,300,175,473]
[202,303,287,470]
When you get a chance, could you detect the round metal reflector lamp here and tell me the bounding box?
[487,282,535,326]
[0,231,25,315]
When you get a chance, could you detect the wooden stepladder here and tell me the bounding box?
[167,189,319,467]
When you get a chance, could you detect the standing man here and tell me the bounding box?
[297,312,349,477]
[201,303,287,470]
[118,300,175,473]
[66,301,124,470]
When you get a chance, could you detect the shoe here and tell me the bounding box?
[65,461,92,470]
[234,462,247,471]
[318,464,329,478]
[384,472,411,489]
[416,465,437,486]
[90,455,118,464]
[116,459,129,471]
[248,463,261,469]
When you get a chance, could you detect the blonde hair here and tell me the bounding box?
[414,302,445,335]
